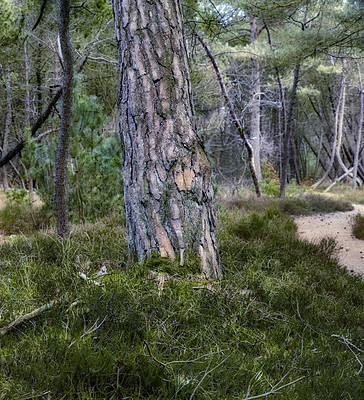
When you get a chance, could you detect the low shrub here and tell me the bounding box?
[352,213,364,240]
[0,189,51,235]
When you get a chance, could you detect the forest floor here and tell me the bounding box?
[295,203,364,276]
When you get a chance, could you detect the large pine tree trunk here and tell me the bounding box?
[112,0,221,278]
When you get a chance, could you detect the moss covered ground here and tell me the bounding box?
[0,195,363,399]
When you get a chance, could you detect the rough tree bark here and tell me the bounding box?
[55,0,73,238]
[112,0,221,278]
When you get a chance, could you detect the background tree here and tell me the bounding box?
[55,0,74,238]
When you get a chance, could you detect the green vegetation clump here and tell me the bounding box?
[0,188,51,235]
[0,209,363,399]
[220,193,353,215]
[352,214,364,240]
[319,184,364,205]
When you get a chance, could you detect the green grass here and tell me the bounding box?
[0,209,363,399]
[0,188,51,235]
[219,193,353,215]
[352,214,364,240]
[318,183,364,205]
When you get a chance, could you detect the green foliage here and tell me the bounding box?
[352,213,364,240]
[0,0,24,47]
[32,93,123,221]
[143,252,201,276]
[260,180,280,196]
[0,208,363,399]
[0,189,50,235]
[67,94,124,220]
[5,187,29,205]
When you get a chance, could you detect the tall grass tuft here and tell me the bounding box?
[352,214,364,240]
[220,193,353,215]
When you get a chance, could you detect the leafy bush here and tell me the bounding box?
[0,189,50,235]
[260,180,280,197]
[261,160,280,196]
[21,93,124,222]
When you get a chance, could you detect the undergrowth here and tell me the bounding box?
[0,210,363,399]
[0,188,51,235]
[220,193,353,215]
[319,183,364,205]
[352,214,364,240]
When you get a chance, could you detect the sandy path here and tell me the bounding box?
[295,204,364,276]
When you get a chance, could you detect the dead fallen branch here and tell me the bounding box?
[68,315,107,348]
[331,334,363,374]
[0,300,56,335]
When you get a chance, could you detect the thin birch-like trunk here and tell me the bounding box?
[352,63,363,189]
[250,17,261,181]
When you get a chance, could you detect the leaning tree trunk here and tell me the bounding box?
[112,0,221,278]
[196,32,262,197]
[55,0,73,238]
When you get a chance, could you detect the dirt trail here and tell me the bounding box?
[295,204,364,276]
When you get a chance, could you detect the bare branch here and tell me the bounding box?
[0,300,56,335]
[32,0,48,31]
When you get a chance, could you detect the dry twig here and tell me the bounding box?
[0,301,56,335]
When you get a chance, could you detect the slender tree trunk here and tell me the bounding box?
[112,0,221,278]
[24,41,35,205]
[280,64,300,196]
[314,127,324,180]
[250,17,261,181]
[24,41,32,127]
[291,138,301,184]
[0,55,88,169]
[36,40,43,117]
[312,70,345,189]
[352,63,363,189]
[196,32,262,197]
[334,83,352,177]
[55,0,73,238]
[3,67,12,190]
[266,23,286,185]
